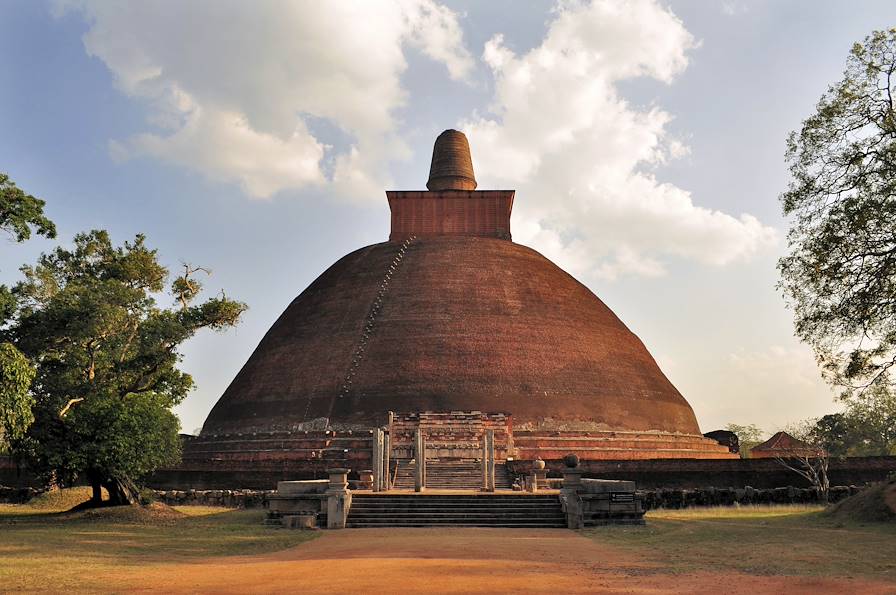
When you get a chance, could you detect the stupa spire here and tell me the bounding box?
[427,129,477,191]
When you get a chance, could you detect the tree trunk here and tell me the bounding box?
[86,470,104,504]
[102,476,140,506]
[91,481,103,504]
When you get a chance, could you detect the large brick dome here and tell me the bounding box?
[201,234,701,436]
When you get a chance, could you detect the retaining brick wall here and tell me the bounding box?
[507,456,896,489]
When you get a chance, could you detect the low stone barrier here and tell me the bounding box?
[637,484,863,510]
[151,488,273,508]
[0,486,44,503]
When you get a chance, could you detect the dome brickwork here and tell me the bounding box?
[203,235,701,436]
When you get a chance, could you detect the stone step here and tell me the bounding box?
[393,460,514,490]
[349,508,564,513]
[346,522,565,528]
[347,493,565,528]
[347,521,564,527]
[348,513,565,520]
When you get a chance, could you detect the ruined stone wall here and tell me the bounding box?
[151,489,272,508]
[638,484,862,510]
[147,431,375,490]
[7,454,895,493]
[507,456,896,490]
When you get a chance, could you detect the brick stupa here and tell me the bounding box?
[182,130,733,485]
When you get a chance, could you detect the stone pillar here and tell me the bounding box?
[372,428,383,492]
[533,469,548,492]
[414,428,425,492]
[325,468,351,529]
[531,458,547,493]
[560,454,584,529]
[383,432,391,491]
[481,432,489,491]
[486,429,496,492]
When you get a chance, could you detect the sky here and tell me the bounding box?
[2,0,894,437]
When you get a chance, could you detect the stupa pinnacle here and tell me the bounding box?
[426,129,477,191]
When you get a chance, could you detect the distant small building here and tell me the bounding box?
[750,431,823,459]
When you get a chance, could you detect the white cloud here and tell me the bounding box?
[464,0,776,279]
[56,0,473,199]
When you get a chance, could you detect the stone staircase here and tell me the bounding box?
[391,460,513,490]
[346,494,565,528]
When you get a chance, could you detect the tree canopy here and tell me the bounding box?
[779,29,896,395]
[0,173,56,243]
[3,230,246,504]
[808,386,896,457]
[0,341,35,452]
[724,423,766,458]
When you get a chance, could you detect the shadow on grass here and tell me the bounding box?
[0,507,320,565]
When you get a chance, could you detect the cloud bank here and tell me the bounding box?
[57,0,472,199]
[464,0,776,278]
[61,0,775,278]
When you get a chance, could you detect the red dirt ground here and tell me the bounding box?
[110,528,895,594]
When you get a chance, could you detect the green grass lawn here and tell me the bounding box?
[585,505,896,581]
[0,488,319,592]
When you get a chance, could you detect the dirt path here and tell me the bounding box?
[109,528,893,594]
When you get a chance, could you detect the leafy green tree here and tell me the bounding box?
[724,423,766,458]
[4,230,246,505]
[0,342,35,452]
[804,388,896,458]
[779,29,896,394]
[808,413,859,457]
[842,384,896,455]
[0,173,56,242]
[0,174,52,455]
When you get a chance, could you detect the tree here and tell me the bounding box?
[778,420,831,502]
[724,423,766,458]
[0,173,56,242]
[0,342,35,452]
[779,29,896,396]
[3,230,246,505]
[841,384,896,455]
[809,413,860,457]
[0,174,52,455]
[803,388,896,458]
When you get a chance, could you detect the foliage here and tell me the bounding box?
[838,385,895,455]
[779,29,896,394]
[800,386,896,457]
[0,173,56,243]
[807,413,858,457]
[3,230,246,504]
[778,419,830,501]
[0,342,36,451]
[724,423,766,458]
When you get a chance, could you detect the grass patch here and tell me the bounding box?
[0,489,319,592]
[585,504,896,581]
[0,486,104,516]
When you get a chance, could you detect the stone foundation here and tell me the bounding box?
[637,484,862,509]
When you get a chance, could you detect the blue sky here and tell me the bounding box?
[2,0,894,436]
